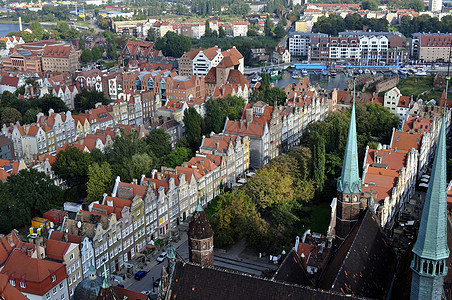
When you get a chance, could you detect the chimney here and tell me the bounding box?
[246,108,253,124]
[27,248,33,257]
[107,199,113,207]
[48,108,54,115]
[132,178,138,185]
[6,233,14,246]
[64,233,68,242]
[19,16,22,31]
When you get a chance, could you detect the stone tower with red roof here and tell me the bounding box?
[188,201,214,266]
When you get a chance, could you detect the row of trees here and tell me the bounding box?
[398,15,452,37]
[0,169,63,233]
[53,128,193,203]
[205,102,399,252]
[80,46,105,63]
[154,31,192,58]
[314,14,389,36]
[0,90,69,126]
[191,0,250,16]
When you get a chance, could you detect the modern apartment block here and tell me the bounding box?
[410,33,452,62]
[288,32,327,57]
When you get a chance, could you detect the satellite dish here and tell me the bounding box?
[77,221,82,228]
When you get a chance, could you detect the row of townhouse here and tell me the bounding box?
[57,132,250,276]
[288,31,409,64]
[223,86,329,169]
[361,145,418,229]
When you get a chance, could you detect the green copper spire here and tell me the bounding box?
[337,101,362,194]
[101,264,111,289]
[412,114,449,261]
[167,230,176,260]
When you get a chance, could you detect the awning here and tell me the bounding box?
[145,245,156,250]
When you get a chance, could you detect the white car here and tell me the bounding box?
[157,252,168,262]
[141,290,152,295]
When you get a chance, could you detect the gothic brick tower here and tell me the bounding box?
[188,201,214,266]
[335,101,362,240]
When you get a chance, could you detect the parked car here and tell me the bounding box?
[157,252,167,263]
[141,290,152,295]
[134,271,148,280]
[154,278,161,287]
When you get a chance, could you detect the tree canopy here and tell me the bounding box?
[74,89,111,112]
[314,13,389,35]
[205,95,245,134]
[155,31,192,58]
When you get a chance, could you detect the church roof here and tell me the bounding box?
[273,249,313,286]
[412,114,450,261]
[318,210,397,299]
[337,102,362,194]
[167,261,367,299]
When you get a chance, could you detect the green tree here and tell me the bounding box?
[274,22,285,39]
[1,107,22,125]
[6,169,62,230]
[91,45,103,61]
[106,40,118,60]
[280,16,287,26]
[362,0,378,10]
[24,108,41,124]
[147,27,156,41]
[264,17,273,37]
[87,162,113,204]
[218,26,226,38]
[129,153,154,179]
[80,49,93,63]
[53,147,93,192]
[155,31,192,58]
[145,128,172,159]
[309,131,326,192]
[30,21,44,40]
[74,89,110,111]
[164,147,193,168]
[183,107,205,152]
[36,94,69,113]
[243,166,294,210]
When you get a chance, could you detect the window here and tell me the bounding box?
[20,282,26,288]
[52,275,56,282]
[70,253,74,261]
[53,287,57,295]
[60,282,64,289]
[9,280,15,286]
[46,293,51,300]
[61,295,65,300]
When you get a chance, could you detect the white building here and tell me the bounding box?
[429,0,442,12]
[192,46,223,76]
[384,87,411,120]
[288,32,327,57]
[233,21,248,37]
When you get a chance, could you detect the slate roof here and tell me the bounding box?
[188,206,213,240]
[318,209,397,299]
[167,261,367,299]
[273,249,313,286]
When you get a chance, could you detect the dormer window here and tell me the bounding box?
[51,275,56,282]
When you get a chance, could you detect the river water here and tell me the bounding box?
[0,23,21,37]
[273,70,349,91]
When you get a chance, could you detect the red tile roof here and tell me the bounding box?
[1,249,67,296]
[365,149,408,172]
[0,274,28,300]
[45,239,70,261]
[224,119,265,137]
[391,132,423,152]
[118,182,147,198]
[42,45,73,58]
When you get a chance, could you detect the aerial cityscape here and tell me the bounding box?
[0,0,449,298]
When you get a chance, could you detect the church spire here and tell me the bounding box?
[410,113,449,300]
[337,101,361,194]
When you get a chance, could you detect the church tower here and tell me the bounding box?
[410,113,449,300]
[335,101,362,240]
[188,201,214,266]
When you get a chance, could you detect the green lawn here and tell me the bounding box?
[298,201,332,236]
[396,76,443,101]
